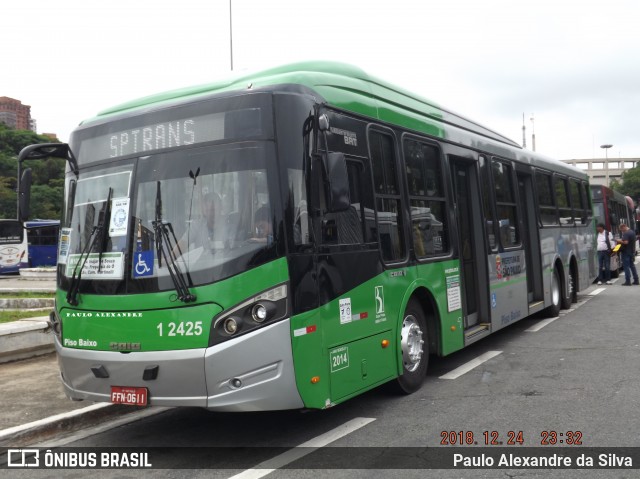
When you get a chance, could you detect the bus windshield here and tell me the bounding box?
[132,143,277,292]
[0,219,27,274]
[61,143,278,294]
[0,220,23,244]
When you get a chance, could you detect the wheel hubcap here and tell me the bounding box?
[551,274,560,306]
[401,315,424,372]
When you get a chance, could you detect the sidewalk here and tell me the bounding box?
[0,275,56,364]
[0,275,147,446]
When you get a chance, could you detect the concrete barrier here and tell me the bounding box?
[0,298,54,309]
[0,317,53,364]
[19,268,56,280]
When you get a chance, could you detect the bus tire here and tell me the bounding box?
[545,270,561,317]
[569,265,578,304]
[560,267,572,310]
[392,299,428,395]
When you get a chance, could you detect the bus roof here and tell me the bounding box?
[84,61,516,145]
[80,61,583,178]
[25,219,60,229]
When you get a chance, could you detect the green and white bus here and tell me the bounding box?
[20,62,596,411]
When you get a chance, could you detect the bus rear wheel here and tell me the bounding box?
[545,270,561,317]
[392,299,428,394]
[561,266,575,309]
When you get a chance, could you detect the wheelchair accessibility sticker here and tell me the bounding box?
[133,250,154,278]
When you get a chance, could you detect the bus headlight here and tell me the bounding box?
[210,284,288,346]
[223,317,241,335]
[251,304,268,322]
[251,301,278,323]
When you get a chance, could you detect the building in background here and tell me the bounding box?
[0,96,34,131]
[561,158,639,187]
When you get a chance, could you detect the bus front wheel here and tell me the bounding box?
[392,299,429,394]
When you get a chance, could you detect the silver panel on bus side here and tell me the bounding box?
[56,341,208,407]
[204,318,304,412]
[487,250,529,331]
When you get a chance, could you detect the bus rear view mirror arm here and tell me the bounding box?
[18,168,32,223]
[18,142,79,176]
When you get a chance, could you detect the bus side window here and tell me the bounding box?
[369,131,405,262]
[535,171,558,226]
[582,182,592,224]
[569,179,586,225]
[555,176,573,225]
[492,159,520,247]
[479,156,498,251]
[403,138,449,258]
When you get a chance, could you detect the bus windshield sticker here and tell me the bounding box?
[445,267,462,313]
[329,346,349,373]
[58,228,72,265]
[65,252,124,280]
[133,250,154,278]
[109,198,130,237]
[339,298,352,324]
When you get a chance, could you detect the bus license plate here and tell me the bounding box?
[110,386,148,406]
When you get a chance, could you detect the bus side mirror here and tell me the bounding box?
[18,168,32,222]
[322,152,350,212]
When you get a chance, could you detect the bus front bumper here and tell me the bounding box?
[56,319,304,411]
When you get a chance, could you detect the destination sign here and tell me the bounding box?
[79,108,261,162]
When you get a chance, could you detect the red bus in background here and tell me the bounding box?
[591,185,636,275]
[624,196,638,234]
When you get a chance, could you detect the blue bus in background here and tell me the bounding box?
[25,220,60,267]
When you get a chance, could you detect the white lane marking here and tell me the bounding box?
[33,407,170,447]
[589,288,606,296]
[525,317,559,332]
[438,351,502,380]
[228,417,376,479]
[0,403,111,441]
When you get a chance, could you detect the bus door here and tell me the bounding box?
[450,158,489,332]
[517,171,543,306]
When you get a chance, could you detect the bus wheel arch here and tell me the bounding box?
[391,288,438,395]
[410,287,440,356]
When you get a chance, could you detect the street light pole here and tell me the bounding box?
[600,144,613,187]
[530,114,536,152]
[600,144,613,159]
[229,0,234,71]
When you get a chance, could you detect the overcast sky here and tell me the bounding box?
[3,0,639,160]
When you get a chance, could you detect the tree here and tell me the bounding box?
[611,166,640,205]
[0,123,63,219]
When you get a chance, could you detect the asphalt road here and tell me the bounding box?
[4,276,640,479]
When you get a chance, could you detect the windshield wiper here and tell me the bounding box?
[66,188,113,306]
[153,181,196,303]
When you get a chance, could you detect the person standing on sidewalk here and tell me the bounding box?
[616,223,639,286]
[595,223,614,285]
